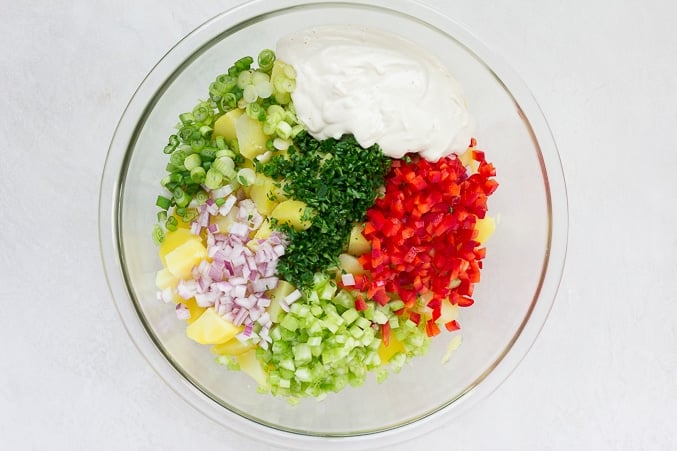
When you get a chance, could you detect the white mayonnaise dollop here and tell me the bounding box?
[276,26,474,161]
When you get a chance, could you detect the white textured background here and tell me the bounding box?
[2,0,676,449]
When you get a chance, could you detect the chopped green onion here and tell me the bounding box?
[234,55,254,71]
[179,112,194,124]
[275,121,292,139]
[169,150,187,168]
[246,102,264,121]
[156,210,167,223]
[165,216,178,232]
[190,166,206,184]
[183,153,201,171]
[152,224,165,244]
[195,190,209,205]
[173,187,191,208]
[219,93,237,111]
[155,195,171,210]
[193,103,212,123]
[214,136,227,150]
[212,156,235,178]
[199,125,213,137]
[243,85,258,103]
[236,167,256,187]
[204,167,223,190]
[258,49,275,72]
[216,74,237,91]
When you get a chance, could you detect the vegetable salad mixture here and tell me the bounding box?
[153,45,497,401]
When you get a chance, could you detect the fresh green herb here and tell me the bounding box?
[259,131,390,288]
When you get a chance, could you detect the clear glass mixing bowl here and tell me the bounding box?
[99,0,568,448]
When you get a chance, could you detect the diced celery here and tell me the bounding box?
[295,367,312,382]
[348,324,364,339]
[293,343,312,365]
[307,336,322,347]
[372,310,389,325]
[341,308,359,325]
[280,315,299,331]
[355,317,371,330]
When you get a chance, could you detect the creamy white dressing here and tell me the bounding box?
[276,25,474,161]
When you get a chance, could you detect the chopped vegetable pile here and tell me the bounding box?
[152,48,497,403]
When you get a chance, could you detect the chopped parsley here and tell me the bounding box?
[259,132,390,287]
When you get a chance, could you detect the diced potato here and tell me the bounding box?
[235,113,268,160]
[164,239,207,279]
[270,199,312,231]
[338,253,366,275]
[249,175,281,216]
[378,334,405,364]
[267,280,296,323]
[210,207,238,235]
[213,108,244,142]
[211,337,255,356]
[237,349,269,388]
[436,298,459,325]
[183,298,206,325]
[252,218,274,241]
[159,228,200,266]
[155,268,178,290]
[475,216,496,244]
[347,224,371,256]
[186,308,243,345]
[458,148,479,173]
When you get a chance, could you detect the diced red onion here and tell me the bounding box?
[160,287,174,303]
[232,285,247,298]
[249,308,261,322]
[212,185,234,200]
[284,289,302,304]
[195,291,217,307]
[243,323,253,337]
[175,303,190,320]
[190,221,201,236]
[177,280,197,299]
[219,195,237,216]
[233,308,248,326]
[341,273,356,286]
[273,244,285,256]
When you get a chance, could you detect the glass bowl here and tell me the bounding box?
[99,0,568,448]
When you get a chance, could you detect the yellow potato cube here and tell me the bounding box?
[378,334,405,364]
[210,338,255,357]
[458,148,479,172]
[249,175,281,216]
[159,228,200,266]
[236,349,269,388]
[213,108,244,142]
[338,253,366,275]
[235,113,268,160]
[436,298,459,325]
[267,280,296,323]
[347,224,370,256]
[183,298,206,325]
[186,308,243,345]
[270,199,312,231]
[475,216,496,244]
[210,208,238,235]
[155,268,178,290]
[252,218,274,241]
[164,239,207,279]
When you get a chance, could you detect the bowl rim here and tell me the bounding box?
[99,0,568,448]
